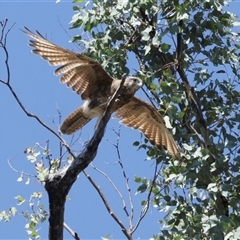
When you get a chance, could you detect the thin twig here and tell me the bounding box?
[0,21,75,159]
[90,163,130,218]
[113,127,134,231]
[134,51,160,108]
[0,19,15,84]
[153,61,176,75]
[141,87,158,109]
[83,170,132,240]
[131,161,159,233]
[64,222,80,240]
[7,159,36,178]
[5,82,73,156]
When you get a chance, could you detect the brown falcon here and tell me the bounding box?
[23,28,180,158]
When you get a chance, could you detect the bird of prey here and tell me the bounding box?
[23,27,180,158]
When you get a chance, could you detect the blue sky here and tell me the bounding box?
[0,1,165,239]
[0,1,240,240]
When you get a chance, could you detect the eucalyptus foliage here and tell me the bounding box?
[70,0,240,239]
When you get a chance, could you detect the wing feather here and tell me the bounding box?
[149,124,156,140]
[23,27,113,100]
[114,97,180,158]
[131,116,146,128]
[55,62,90,75]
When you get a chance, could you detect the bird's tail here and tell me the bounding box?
[60,106,91,135]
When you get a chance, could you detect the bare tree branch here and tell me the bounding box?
[83,170,133,240]
[0,21,130,240]
[64,222,80,240]
[112,128,134,231]
[91,162,130,218]
[2,27,81,166]
[131,161,158,234]
[7,159,36,178]
[45,74,127,240]
[134,51,160,108]
[5,81,72,152]
[0,19,15,84]
[0,22,73,157]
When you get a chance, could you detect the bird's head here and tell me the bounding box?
[124,76,143,93]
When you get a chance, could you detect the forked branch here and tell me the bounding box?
[45,74,127,240]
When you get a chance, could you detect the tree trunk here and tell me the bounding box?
[46,179,67,240]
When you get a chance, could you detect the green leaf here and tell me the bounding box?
[133,141,140,146]
[144,45,151,55]
[160,81,172,94]
[9,207,17,216]
[159,43,171,52]
[163,195,171,202]
[171,95,181,103]
[136,184,147,194]
[216,70,225,73]
[207,183,218,192]
[73,0,84,2]
[17,176,23,182]
[134,176,142,183]
[182,143,193,151]
[141,26,152,41]
[15,195,25,205]
[152,36,160,46]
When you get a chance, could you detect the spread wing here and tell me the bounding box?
[23,27,113,100]
[113,97,180,158]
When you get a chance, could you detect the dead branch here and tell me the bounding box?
[7,159,36,178]
[0,21,74,160]
[0,21,129,240]
[0,19,15,83]
[91,163,130,218]
[83,170,132,240]
[131,161,158,234]
[45,74,127,240]
[112,128,134,231]
[64,222,80,240]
